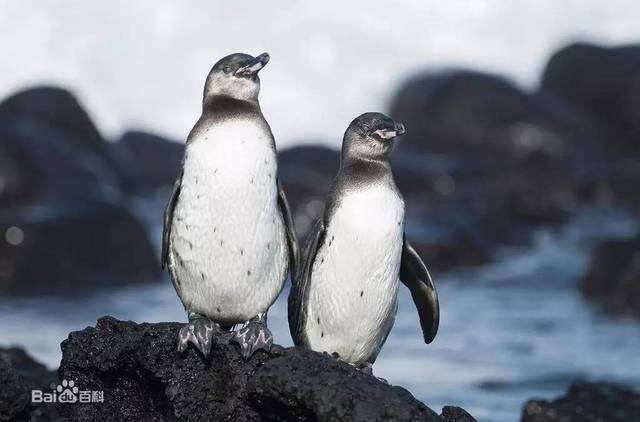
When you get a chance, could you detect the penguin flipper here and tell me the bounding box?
[288,219,325,346]
[277,179,300,277]
[400,235,440,344]
[162,169,183,270]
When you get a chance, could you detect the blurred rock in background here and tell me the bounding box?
[522,382,640,422]
[110,130,183,193]
[580,235,640,318]
[540,43,640,154]
[0,87,177,295]
[540,43,640,214]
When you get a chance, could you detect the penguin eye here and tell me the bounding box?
[223,66,232,74]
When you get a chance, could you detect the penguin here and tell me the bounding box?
[288,112,439,372]
[162,52,299,359]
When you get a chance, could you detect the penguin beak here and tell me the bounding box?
[235,53,270,77]
[374,122,406,140]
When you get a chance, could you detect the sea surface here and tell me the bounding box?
[1,200,640,421]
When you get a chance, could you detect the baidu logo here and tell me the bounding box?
[32,379,104,404]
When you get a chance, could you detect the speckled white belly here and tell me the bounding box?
[168,119,287,325]
[304,185,405,365]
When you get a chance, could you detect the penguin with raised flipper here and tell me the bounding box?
[289,112,439,373]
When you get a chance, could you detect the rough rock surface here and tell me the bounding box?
[439,406,477,422]
[0,347,59,421]
[522,381,640,421]
[580,235,640,318]
[0,347,57,390]
[54,316,465,421]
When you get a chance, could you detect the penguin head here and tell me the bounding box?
[203,52,270,103]
[342,112,406,160]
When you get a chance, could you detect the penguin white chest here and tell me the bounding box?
[305,185,405,365]
[169,119,288,325]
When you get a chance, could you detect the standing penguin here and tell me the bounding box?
[288,112,439,371]
[163,52,298,359]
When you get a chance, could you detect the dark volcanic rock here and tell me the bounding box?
[580,235,640,318]
[278,145,340,237]
[0,353,39,421]
[389,70,605,219]
[0,86,132,202]
[0,86,107,152]
[540,43,640,213]
[56,316,457,421]
[0,200,160,295]
[111,130,184,192]
[440,406,476,422]
[390,69,601,158]
[540,42,640,153]
[0,346,59,421]
[522,381,640,421]
[0,139,42,207]
[0,347,57,390]
[0,87,163,295]
[386,69,622,270]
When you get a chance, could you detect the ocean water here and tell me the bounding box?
[1,205,639,422]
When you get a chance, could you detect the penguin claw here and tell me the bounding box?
[230,321,273,360]
[177,318,216,357]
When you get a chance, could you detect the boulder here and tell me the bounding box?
[579,235,640,318]
[0,86,132,201]
[389,70,601,159]
[388,69,607,210]
[386,69,621,268]
[522,381,640,421]
[0,139,42,208]
[0,346,59,421]
[540,42,640,154]
[52,316,470,421]
[0,347,57,390]
[540,43,640,213]
[111,130,184,192]
[440,406,477,422]
[0,86,106,155]
[278,145,340,237]
[0,200,160,295]
[0,127,123,207]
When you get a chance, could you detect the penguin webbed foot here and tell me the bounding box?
[230,313,273,360]
[177,313,219,358]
